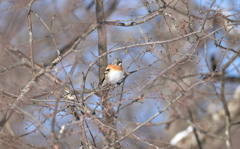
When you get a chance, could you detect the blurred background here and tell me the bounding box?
[0,0,240,148]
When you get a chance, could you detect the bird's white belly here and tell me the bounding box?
[108,70,124,84]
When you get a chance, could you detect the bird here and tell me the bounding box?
[99,58,124,88]
[210,55,217,72]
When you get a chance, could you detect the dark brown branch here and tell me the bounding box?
[187,108,202,149]
[27,1,35,73]
[219,48,240,149]
[95,0,121,148]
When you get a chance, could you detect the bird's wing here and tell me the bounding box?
[99,73,106,86]
[99,67,110,87]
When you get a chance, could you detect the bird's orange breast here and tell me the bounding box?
[106,64,123,71]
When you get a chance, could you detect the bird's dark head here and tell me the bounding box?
[112,58,122,66]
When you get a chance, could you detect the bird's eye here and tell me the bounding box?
[106,68,110,72]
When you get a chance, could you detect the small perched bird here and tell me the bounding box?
[210,55,217,72]
[99,58,124,87]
